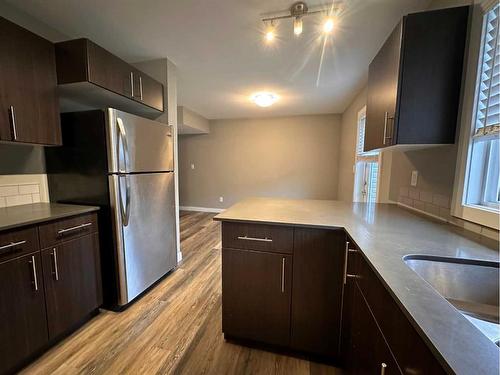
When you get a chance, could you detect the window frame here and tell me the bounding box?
[353,106,382,203]
[452,0,499,230]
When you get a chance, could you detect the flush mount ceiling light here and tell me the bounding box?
[251,92,279,107]
[261,1,341,42]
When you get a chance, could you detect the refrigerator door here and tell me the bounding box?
[106,108,174,174]
[109,172,177,305]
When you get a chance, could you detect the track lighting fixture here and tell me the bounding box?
[261,1,341,41]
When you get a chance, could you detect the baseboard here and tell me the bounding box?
[397,202,447,223]
[180,205,225,213]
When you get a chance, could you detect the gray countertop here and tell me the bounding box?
[0,203,100,231]
[214,198,499,375]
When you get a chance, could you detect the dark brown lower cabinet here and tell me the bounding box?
[222,248,292,346]
[350,284,401,374]
[0,253,48,375]
[0,213,101,375]
[291,228,345,357]
[41,233,101,339]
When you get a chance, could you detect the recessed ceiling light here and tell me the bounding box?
[251,92,279,107]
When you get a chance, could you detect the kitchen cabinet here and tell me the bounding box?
[221,222,347,357]
[341,250,446,375]
[222,248,292,346]
[350,284,401,375]
[0,212,101,374]
[41,233,101,339]
[290,228,345,357]
[364,6,469,151]
[55,38,164,116]
[0,253,48,375]
[0,17,61,145]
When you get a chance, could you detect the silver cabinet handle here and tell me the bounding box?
[344,242,359,284]
[343,241,350,285]
[281,257,286,293]
[130,71,134,98]
[139,76,143,101]
[57,222,92,235]
[29,255,38,291]
[383,112,388,145]
[380,362,387,375]
[52,248,59,281]
[383,112,394,145]
[0,240,26,254]
[8,105,17,140]
[237,236,273,242]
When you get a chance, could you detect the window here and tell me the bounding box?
[353,107,380,203]
[453,1,499,229]
[465,3,500,210]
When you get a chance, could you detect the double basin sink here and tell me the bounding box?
[404,255,499,346]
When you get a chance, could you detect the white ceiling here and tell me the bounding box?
[5,0,431,119]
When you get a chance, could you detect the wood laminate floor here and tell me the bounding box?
[21,211,342,375]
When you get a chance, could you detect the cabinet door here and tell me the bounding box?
[365,21,402,152]
[222,248,292,346]
[87,40,134,99]
[291,228,345,357]
[0,253,48,375]
[0,17,61,145]
[350,284,401,375]
[134,70,164,111]
[42,233,100,339]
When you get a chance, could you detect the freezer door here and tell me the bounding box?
[106,108,174,173]
[109,172,177,305]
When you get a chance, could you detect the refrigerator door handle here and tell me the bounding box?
[118,175,131,227]
[116,117,130,173]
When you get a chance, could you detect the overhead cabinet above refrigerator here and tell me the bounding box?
[364,6,469,152]
[55,39,164,118]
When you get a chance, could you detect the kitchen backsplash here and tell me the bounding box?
[398,186,499,242]
[0,174,50,208]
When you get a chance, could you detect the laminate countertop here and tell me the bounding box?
[0,203,100,231]
[214,198,500,375]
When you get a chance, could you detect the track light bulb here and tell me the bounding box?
[323,17,334,33]
[293,17,303,36]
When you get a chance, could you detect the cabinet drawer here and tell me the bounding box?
[39,213,97,249]
[0,227,38,263]
[222,222,293,254]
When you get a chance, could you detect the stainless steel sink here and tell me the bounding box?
[403,255,499,345]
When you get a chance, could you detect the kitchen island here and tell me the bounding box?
[215,198,499,375]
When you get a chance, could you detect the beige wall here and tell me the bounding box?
[337,88,367,202]
[179,114,341,209]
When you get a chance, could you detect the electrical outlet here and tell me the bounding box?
[411,170,418,187]
[190,163,195,170]
[219,196,224,203]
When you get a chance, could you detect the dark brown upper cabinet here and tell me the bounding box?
[55,38,164,118]
[364,6,469,152]
[0,17,61,146]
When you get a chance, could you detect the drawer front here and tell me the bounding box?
[39,213,98,249]
[0,227,38,263]
[222,221,293,254]
[356,256,445,374]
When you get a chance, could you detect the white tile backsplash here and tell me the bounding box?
[18,184,40,195]
[0,177,48,208]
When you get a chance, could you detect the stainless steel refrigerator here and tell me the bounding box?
[46,108,177,308]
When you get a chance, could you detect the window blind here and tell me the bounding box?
[356,115,366,155]
[474,3,500,140]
